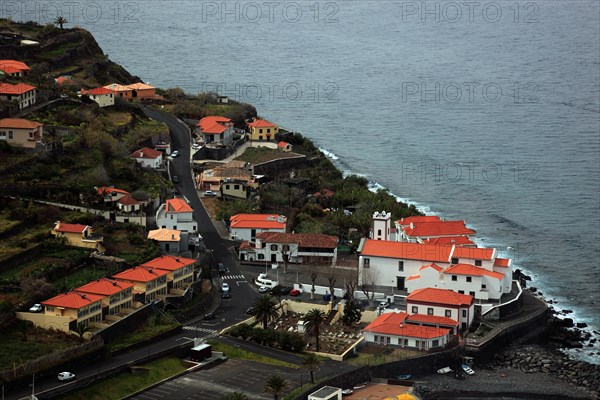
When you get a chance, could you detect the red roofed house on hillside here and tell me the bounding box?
[79,86,115,107]
[141,255,196,292]
[0,118,42,149]
[398,219,476,243]
[112,266,169,303]
[75,278,135,317]
[229,213,287,241]
[41,291,104,330]
[406,287,474,333]
[126,82,156,99]
[277,141,292,152]
[0,60,30,77]
[156,197,198,233]
[0,82,37,109]
[130,147,163,169]
[248,118,279,141]
[196,116,234,146]
[117,195,142,213]
[238,232,338,265]
[51,221,105,252]
[147,228,182,254]
[96,186,130,204]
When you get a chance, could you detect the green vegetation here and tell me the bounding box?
[105,314,181,354]
[225,323,306,353]
[59,357,186,400]
[208,340,298,368]
[237,147,301,164]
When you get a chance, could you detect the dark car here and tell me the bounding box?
[172,175,179,183]
[217,263,227,275]
[222,292,231,299]
[271,285,292,295]
[245,307,256,315]
[203,312,215,320]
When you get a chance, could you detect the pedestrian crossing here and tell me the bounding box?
[221,274,244,280]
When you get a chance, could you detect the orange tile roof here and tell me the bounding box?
[396,216,441,226]
[104,83,132,92]
[147,228,181,242]
[230,214,287,229]
[0,82,36,95]
[81,87,114,95]
[0,118,42,129]
[113,266,169,283]
[419,263,443,272]
[255,232,338,249]
[141,255,196,271]
[278,141,289,148]
[127,82,155,90]
[197,116,232,134]
[118,195,141,205]
[76,278,134,296]
[494,258,511,267]
[426,236,475,246]
[0,65,22,74]
[42,291,104,309]
[239,241,255,251]
[406,314,459,326]
[403,220,476,238]
[407,274,419,281]
[453,246,495,261]
[96,186,130,196]
[360,239,453,263]
[0,60,30,71]
[248,118,276,128]
[407,287,474,306]
[444,263,504,280]
[130,147,162,159]
[53,222,88,233]
[364,313,451,339]
[166,197,193,213]
[55,76,72,85]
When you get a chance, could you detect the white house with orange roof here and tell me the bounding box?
[238,232,338,265]
[0,118,42,148]
[248,118,279,141]
[397,219,476,243]
[141,255,196,291]
[147,228,182,254]
[363,312,451,350]
[196,116,234,145]
[277,141,292,152]
[75,278,134,316]
[406,287,474,333]
[112,266,169,303]
[117,195,142,213]
[130,147,163,169]
[51,221,104,251]
[96,186,130,204]
[0,82,36,109]
[0,60,29,77]
[79,87,115,107]
[229,213,287,241]
[42,291,104,328]
[156,197,197,233]
[103,83,133,99]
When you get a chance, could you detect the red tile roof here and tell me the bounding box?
[141,255,196,271]
[166,197,193,213]
[419,263,443,272]
[278,141,290,148]
[230,214,287,229]
[55,76,72,85]
[426,236,475,246]
[248,118,276,128]
[81,87,115,95]
[127,82,155,90]
[113,266,169,283]
[239,241,255,251]
[42,291,103,309]
[406,314,459,326]
[453,246,495,261]
[494,258,511,268]
[444,263,504,280]
[255,232,338,249]
[53,222,88,234]
[118,195,141,205]
[0,82,36,95]
[147,228,180,242]
[0,118,42,129]
[0,60,30,71]
[197,116,232,134]
[396,216,441,226]
[130,147,162,159]
[407,288,474,306]
[76,278,134,296]
[96,186,130,196]
[0,65,22,74]
[403,220,476,238]
[364,312,451,339]
[360,239,453,263]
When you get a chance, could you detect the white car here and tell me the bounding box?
[171,150,179,157]
[258,286,270,294]
[192,143,201,149]
[378,301,389,309]
[58,372,75,381]
[29,304,42,313]
[221,282,230,293]
[204,190,217,197]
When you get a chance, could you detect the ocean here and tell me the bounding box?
[10,0,599,362]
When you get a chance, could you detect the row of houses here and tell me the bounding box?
[0,60,37,110]
[78,83,158,107]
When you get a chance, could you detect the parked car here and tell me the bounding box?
[289,289,301,296]
[245,307,257,315]
[172,175,179,183]
[171,150,179,157]
[60,94,68,99]
[258,286,269,294]
[221,282,230,293]
[378,300,389,309]
[58,372,75,381]
[222,292,231,299]
[29,303,42,313]
[271,285,292,295]
[217,263,227,275]
[192,143,201,149]
[203,312,215,320]
[204,190,217,197]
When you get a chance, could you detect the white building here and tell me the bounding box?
[79,87,115,107]
[396,217,476,243]
[229,213,286,241]
[238,232,338,265]
[406,287,475,333]
[0,82,36,109]
[130,147,163,169]
[156,198,197,233]
[370,211,392,241]
[196,116,234,146]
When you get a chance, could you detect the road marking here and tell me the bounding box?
[222,274,244,280]
[236,280,248,286]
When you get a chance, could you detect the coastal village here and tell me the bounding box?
[0,19,598,400]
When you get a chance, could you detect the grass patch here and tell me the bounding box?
[207,340,298,369]
[59,357,187,400]
[236,147,302,164]
[346,348,422,367]
[106,316,181,354]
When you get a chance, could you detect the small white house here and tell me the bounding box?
[363,312,450,350]
[405,287,474,333]
[155,198,197,233]
[229,213,286,241]
[130,147,163,169]
[238,232,338,265]
[79,87,115,107]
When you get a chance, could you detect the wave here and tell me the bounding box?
[318,147,339,160]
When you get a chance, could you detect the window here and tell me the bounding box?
[482,284,487,289]
[398,261,404,272]
[475,260,482,266]
[466,276,472,282]
[411,306,418,313]
[427,307,433,315]
[282,244,290,251]
[267,128,271,133]
[363,258,370,268]
[374,335,379,342]
[452,275,457,281]
[8,131,13,139]
[47,306,54,312]
[445,310,452,317]
[403,338,409,346]
[432,339,439,347]
[259,128,263,133]
[258,254,265,260]
[451,257,458,264]
[270,244,278,251]
[458,290,464,294]
[386,336,391,344]
[377,229,382,236]
[234,184,240,190]
[462,310,467,318]
[225,184,230,190]
[173,225,177,230]
[469,291,475,297]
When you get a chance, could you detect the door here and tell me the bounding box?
[271,254,277,263]
[397,276,405,290]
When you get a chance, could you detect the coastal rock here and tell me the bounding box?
[577,322,588,328]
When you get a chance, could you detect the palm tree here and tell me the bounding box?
[219,392,248,400]
[303,308,326,352]
[302,352,322,383]
[54,16,67,29]
[263,374,288,400]
[72,321,91,341]
[253,294,279,330]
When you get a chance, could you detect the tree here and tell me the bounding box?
[16,319,33,342]
[220,393,248,400]
[302,352,322,384]
[253,294,279,330]
[72,321,91,341]
[360,267,380,300]
[326,266,337,304]
[342,300,362,326]
[263,374,288,400]
[342,267,359,302]
[307,262,320,300]
[54,16,67,29]
[303,308,326,352]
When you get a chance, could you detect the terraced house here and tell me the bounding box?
[141,255,196,292]
[112,266,169,303]
[41,291,104,328]
[75,278,135,316]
